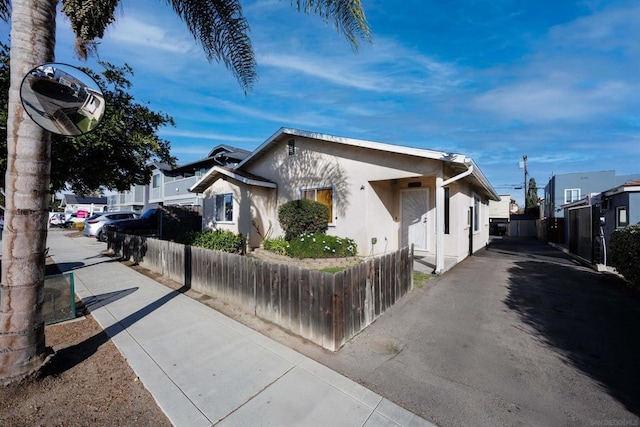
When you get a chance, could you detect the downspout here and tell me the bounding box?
[435,160,474,273]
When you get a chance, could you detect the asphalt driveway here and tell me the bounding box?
[298,237,640,426]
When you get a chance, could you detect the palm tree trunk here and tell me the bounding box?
[0,0,57,383]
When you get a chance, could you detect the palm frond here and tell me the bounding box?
[291,0,371,51]
[0,0,10,22]
[165,0,256,93]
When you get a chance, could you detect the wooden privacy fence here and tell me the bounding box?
[109,234,414,351]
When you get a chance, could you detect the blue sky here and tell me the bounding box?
[2,0,639,205]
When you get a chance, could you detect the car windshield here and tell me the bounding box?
[140,209,157,219]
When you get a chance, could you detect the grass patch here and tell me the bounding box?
[413,271,433,289]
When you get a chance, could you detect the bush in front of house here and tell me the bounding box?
[609,224,640,288]
[178,230,245,254]
[278,199,329,241]
[262,236,289,256]
[285,233,357,259]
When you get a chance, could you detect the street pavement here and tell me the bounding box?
[45,229,433,427]
[295,237,640,426]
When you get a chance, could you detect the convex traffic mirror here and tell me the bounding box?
[20,63,105,136]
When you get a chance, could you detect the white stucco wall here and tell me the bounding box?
[201,177,276,247]
[489,196,510,219]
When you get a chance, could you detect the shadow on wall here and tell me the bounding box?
[271,149,350,218]
[504,259,640,417]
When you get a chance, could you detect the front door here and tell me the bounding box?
[401,189,429,250]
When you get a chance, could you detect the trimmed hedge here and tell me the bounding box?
[177,229,246,254]
[278,199,329,241]
[609,224,640,288]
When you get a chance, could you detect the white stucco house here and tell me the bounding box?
[190,128,500,273]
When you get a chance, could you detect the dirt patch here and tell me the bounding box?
[0,257,171,427]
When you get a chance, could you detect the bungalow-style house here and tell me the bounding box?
[190,128,500,273]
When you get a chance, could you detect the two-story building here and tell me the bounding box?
[108,145,250,212]
[543,170,640,219]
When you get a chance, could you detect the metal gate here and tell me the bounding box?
[568,205,599,263]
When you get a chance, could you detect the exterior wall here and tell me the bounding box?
[489,196,510,219]
[107,185,147,212]
[451,180,490,258]
[603,191,640,240]
[162,176,198,205]
[244,137,444,257]
[201,178,276,248]
[630,193,640,225]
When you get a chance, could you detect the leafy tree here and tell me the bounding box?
[0,0,370,383]
[0,44,176,195]
[525,177,539,218]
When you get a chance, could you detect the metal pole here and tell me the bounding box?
[523,155,528,209]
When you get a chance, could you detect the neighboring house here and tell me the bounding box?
[560,180,640,265]
[59,194,108,216]
[107,184,148,212]
[108,145,250,212]
[543,170,640,219]
[190,128,500,273]
[601,179,640,241]
[489,195,511,235]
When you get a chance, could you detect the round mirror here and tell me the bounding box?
[20,63,106,136]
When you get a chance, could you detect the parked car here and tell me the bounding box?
[63,213,84,229]
[104,208,162,238]
[83,211,140,241]
[49,213,66,227]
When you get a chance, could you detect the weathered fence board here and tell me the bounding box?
[288,266,300,336]
[112,232,413,352]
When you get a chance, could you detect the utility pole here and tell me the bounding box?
[523,155,528,209]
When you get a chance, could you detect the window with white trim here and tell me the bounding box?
[301,186,334,224]
[616,206,628,228]
[564,188,581,204]
[152,174,161,188]
[214,193,233,222]
[473,194,480,233]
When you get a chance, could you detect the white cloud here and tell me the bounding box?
[159,129,261,143]
[468,3,640,124]
[105,16,194,54]
[257,37,464,95]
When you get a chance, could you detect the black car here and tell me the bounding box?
[105,208,162,237]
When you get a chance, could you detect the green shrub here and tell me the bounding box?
[278,199,329,241]
[609,224,640,288]
[262,236,289,256]
[177,229,245,254]
[285,233,357,259]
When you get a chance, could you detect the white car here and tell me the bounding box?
[49,213,66,227]
[83,211,139,241]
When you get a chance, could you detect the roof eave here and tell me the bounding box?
[189,166,276,193]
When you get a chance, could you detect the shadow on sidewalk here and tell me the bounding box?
[82,288,139,312]
[44,283,191,377]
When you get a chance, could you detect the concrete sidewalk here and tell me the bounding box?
[47,230,434,427]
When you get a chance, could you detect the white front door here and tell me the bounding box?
[401,188,429,251]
